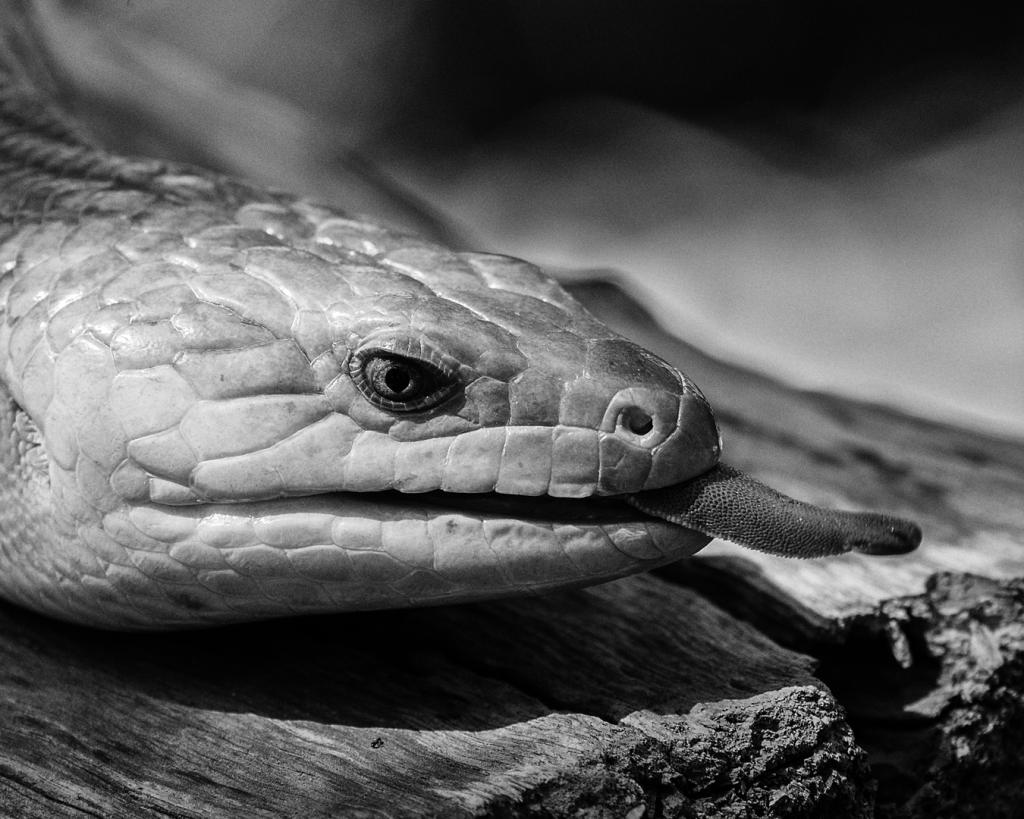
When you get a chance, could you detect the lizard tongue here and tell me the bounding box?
[626,463,922,558]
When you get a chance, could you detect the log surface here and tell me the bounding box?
[1,280,1021,818]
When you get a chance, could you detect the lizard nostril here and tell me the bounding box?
[618,406,654,436]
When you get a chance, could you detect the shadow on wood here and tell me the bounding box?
[2,573,869,818]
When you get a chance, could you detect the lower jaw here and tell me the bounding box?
[89,489,710,626]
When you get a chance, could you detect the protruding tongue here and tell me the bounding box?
[627,463,921,558]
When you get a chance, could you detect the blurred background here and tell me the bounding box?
[32,0,1024,435]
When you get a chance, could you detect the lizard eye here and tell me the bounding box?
[350,350,458,412]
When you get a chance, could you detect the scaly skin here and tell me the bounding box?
[0,33,919,629]
[0,90,726,626]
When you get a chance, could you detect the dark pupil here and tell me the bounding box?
[383,365,411,394]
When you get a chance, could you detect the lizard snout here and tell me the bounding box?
[597,383,721,494]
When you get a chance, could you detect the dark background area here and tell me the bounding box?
[75,1,1024,169]
[420,1,1024,159]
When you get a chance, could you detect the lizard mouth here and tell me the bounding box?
[128,485,691,553]
[137,458,922,558]
[95,462,918,627]
[349,488,644,523]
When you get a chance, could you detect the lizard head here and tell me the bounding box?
[0,193,725,628]
[0,191,917,629]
